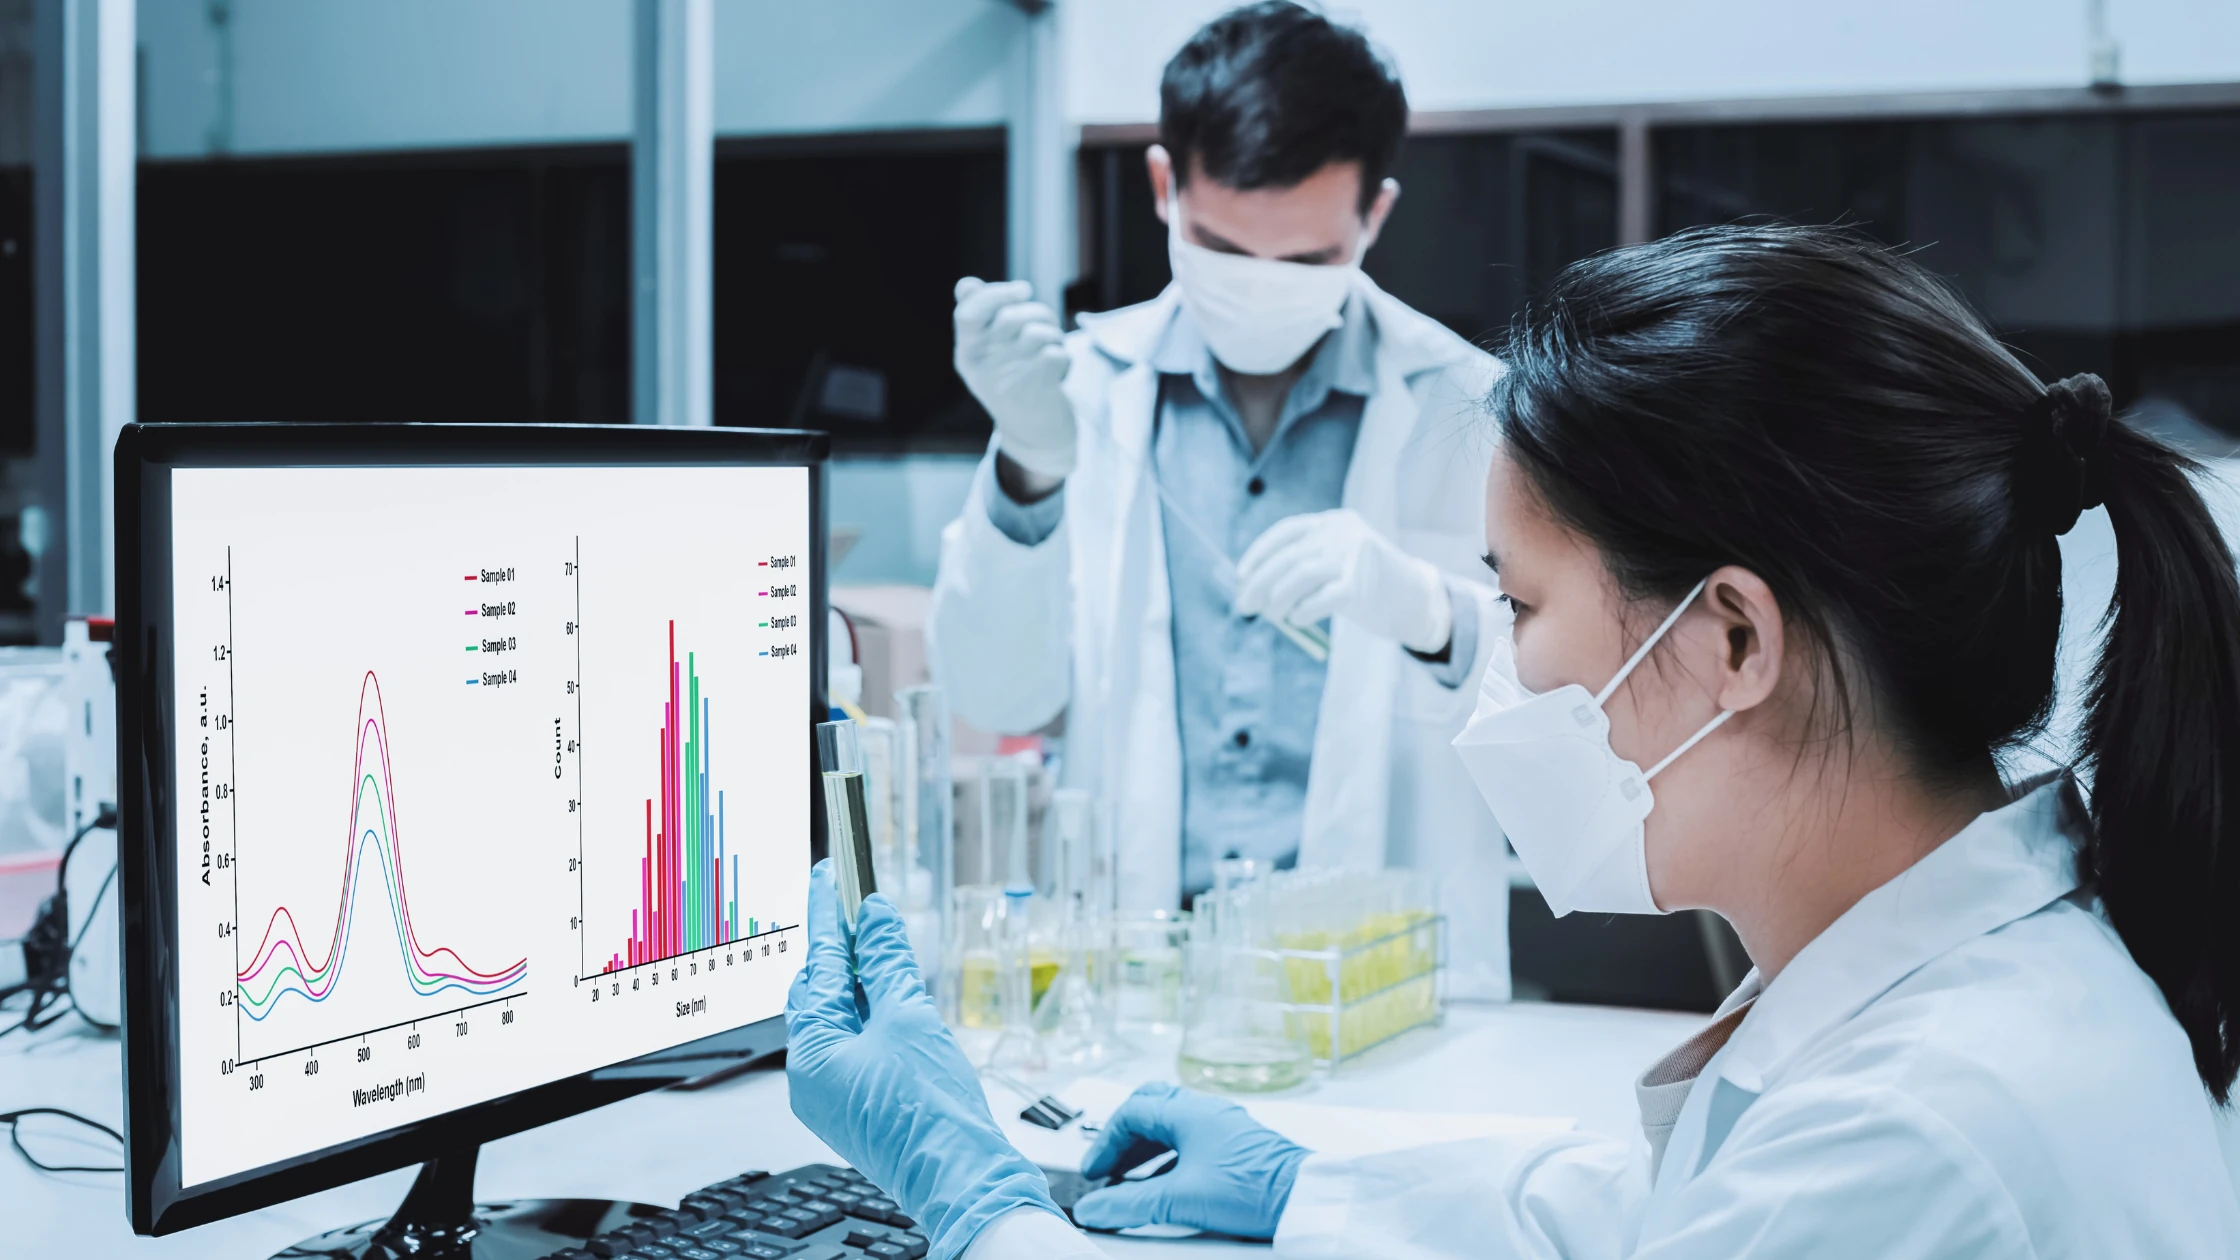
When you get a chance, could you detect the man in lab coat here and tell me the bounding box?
[929,2,1510,996]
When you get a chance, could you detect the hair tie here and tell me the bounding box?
[2014,373,2112,538]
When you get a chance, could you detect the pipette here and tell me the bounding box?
[1146,471,1331,663]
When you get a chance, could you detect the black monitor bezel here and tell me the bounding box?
[117,422,830,1235]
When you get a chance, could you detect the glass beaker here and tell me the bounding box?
[946,884,1005,1031]
[1113,909,1191,1032]
[1177,859,1313,1093]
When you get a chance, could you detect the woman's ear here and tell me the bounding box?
[1704,565,1785,714]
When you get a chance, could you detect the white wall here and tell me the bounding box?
[827,455,979,587]
[138,0,1018,159]
[1063,0,2240,123]
[137,2,2240,161]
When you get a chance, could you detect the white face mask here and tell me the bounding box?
[1166,196,1359,375]
[1451,578,1734,917]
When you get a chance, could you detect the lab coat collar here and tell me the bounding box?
[1712,773,2087,1095]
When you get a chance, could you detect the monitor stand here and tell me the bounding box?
[275,1144,668,1259]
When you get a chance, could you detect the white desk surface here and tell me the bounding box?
[4,1000,1701,1258]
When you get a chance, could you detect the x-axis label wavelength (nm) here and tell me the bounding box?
[238,992,524,1068]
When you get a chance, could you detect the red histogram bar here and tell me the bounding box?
[603,621,757,974]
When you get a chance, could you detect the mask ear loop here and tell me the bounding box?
[1593,578,1710,707]
[1644,708,1734,781]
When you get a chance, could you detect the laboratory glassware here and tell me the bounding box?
[1177,858,1314,1093]
[1147,467,1330,662]
[814,721,876,929]
[896,685,952,982]
[1038,789,1127,1066]
[1112,908,1192,1032]
[856,715,905,897]
[977,756,1044,1072]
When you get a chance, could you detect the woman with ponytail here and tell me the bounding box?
[784,223,2240,1258]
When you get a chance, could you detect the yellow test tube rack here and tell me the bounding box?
[1271,912,1446,1066]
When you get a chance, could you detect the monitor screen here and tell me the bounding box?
[157,456,813,1192]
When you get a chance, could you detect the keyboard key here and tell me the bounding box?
[697,1241,743,1256]
[793,1203,842,1229]
[680,1196,727,1222]
[865,1244,908,1259]
[880,1211,916,1230]
[549,1252,595,1260]
[589,1239,634,1259]
[672,1248,721,1260]
[733,1232,807,1254]
[686,1220,737,1241]
[650,1211,693,1236]
[631,1248,678,1260]
[891,1232,928,1259]
[843,1202,891,1223]
[755,1214,814,1241]
[722,1210,766,1231]
[739,1247,788,1260]
[842,1228,887,1249]
[787,1248,846,1260]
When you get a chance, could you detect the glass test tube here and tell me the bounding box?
[815,720,876,931]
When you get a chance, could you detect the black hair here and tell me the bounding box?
[1158,2,1406,213]
[1495,223,2240,1102]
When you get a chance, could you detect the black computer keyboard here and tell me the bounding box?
[541,1164,927,1260]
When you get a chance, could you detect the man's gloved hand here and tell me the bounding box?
[1233,508,1454,654]
[1071,1083,1310,1240]
[953,277,1076,481]
[787,862,1061,1260]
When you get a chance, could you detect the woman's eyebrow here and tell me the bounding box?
[1481,549,1501,575]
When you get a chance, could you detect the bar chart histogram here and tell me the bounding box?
[601,621,780,974]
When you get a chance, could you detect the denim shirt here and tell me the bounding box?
[983,296,1475,897]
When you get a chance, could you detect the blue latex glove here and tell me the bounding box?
[1072,1082,1310,1239]
[786,861,1062,1260]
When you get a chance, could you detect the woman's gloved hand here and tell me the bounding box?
[1071,1083,1310,1239]
[786,862,1062,1260]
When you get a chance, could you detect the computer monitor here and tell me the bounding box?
[116,423,828,1241]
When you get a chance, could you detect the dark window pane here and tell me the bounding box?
[1655,111,2240,442]
[140,148,630,426]
[711,136,1005,454]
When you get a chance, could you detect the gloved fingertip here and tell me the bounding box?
[1070,1183,1162,1232]
[955,275,985,300]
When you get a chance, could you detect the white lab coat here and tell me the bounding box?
[928,276,1513,998]
[965,776,2240,1259]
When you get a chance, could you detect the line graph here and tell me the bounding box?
[233,671,526,1060]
